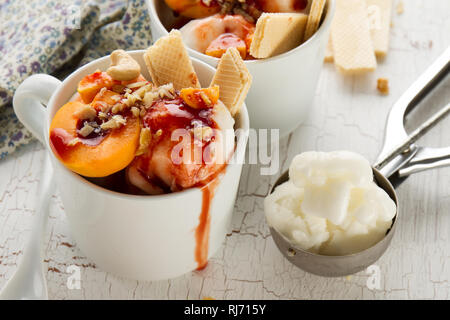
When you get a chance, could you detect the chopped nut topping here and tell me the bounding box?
[124,91,139,106]
[111,103,126,114]
[78,123,95,137]
[126,81,148,89]
[100,119,115,130]
[134,84,153,99]
[100,115,126,130]
[217,0,261,22]
[199,91,212,105]
[98,111,108,119]
[131,106,140,117]
[158,83,175,99]
[73,105,97,121]
[136,127,152,156]
[112,114,126,125]
[143,91,157,106]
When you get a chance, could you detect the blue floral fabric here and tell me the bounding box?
[0,0,153,159]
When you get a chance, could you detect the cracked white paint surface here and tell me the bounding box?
[0,0,449,299]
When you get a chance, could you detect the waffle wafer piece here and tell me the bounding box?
[249,13,308,59]
[303,0,327,41]
[143,30,200,90]
[326,0,392,64]
[210,48,252,116]
[331,0,376,74]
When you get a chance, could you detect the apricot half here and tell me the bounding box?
[78,71,117,104]
[78,71,148,104]
[164,0,220,19]
[49,101,140,177]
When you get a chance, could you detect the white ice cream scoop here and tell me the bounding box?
[266,46,450,277]
[266,151,397,256]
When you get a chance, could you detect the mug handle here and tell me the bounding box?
[13,74,62,144]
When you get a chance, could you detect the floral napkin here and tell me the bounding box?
[0,0,153,159]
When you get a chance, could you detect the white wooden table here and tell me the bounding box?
[1,0,449,299]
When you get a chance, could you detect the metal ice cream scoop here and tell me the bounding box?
[268,46,450,277]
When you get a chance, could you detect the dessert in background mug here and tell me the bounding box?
[148,0,335,137]
[13,34,250,281]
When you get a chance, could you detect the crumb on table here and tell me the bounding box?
[377,78,389,95]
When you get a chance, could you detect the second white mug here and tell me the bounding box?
[147,0,335,137]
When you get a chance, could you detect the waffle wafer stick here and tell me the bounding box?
[143,30,200,90]
[331,0,376,74]
[303,0,327,41]
[249,13,308,59]
[210,48,252,116]
[326,0,392,64]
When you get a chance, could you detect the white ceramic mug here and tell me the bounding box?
[148,0,335,137]
[13,51,249,281]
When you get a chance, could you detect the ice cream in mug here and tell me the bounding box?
[163,0,327,59]
[49,31,249,195]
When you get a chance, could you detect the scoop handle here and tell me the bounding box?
[398,145,450,177]
[375,46,450,178]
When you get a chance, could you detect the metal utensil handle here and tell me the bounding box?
[374,46,450,178]
[398,146,450,177]
[399,154,450,177]
[374,103,450,171]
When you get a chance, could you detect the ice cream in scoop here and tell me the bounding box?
[264,151,397,256]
